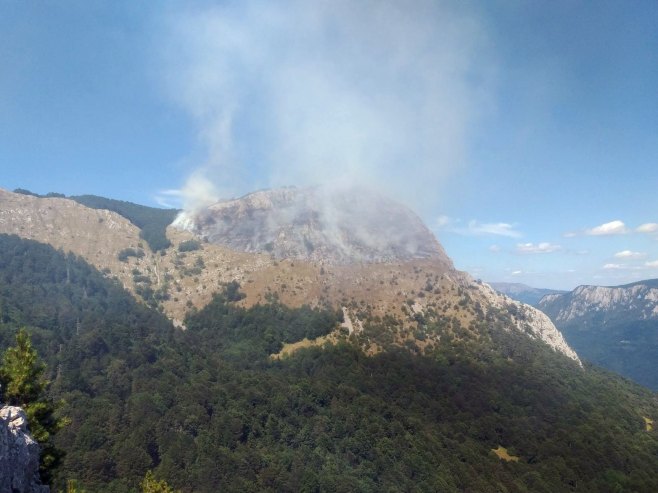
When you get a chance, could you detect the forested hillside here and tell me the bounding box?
[1,233,657,492]
[539,281,658,390]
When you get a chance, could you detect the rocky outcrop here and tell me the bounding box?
[174,186,452,266]
[467,278,581,363]
[539,280,658,325]
[538,280,658,389]
[0,406,49,493]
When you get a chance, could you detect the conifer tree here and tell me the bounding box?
[0,328,66,482]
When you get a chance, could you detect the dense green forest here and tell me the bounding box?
[559,319,658,392]
[1,233,658,492]
[13,189,179,251]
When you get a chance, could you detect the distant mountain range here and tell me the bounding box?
[488,282,567,307]
[539,279,658,390]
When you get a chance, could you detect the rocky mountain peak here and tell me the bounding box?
[174,186,452,266]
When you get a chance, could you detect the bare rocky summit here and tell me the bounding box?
[175,187,452,265]
[0,406,49,493]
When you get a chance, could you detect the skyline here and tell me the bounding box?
[1,1,657,289]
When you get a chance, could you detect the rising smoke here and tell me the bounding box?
[161,0,495,215]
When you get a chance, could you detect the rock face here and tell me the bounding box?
[539,279,658,389]
[539,280,658,325]
[175,186,452,266]
[467,278,581,363]
[0,406,49,493]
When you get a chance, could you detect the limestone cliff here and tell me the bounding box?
[0,406,49,493]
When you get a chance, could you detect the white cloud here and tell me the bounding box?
[585,220,629,236]
[488,244,501,253]
[637,223,658,234]
[516,242,561,254]
[562,231,578,238]
[435,217,522,238]
[603,263,624,270]
[646,260,658,268]
[465,220,522,238]
[511,270,523,275]
[435,215,452,228]
[614,250,646,259]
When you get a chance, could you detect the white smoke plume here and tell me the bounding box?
[160,0,495,215]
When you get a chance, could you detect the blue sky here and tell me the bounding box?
[1,1,657,289]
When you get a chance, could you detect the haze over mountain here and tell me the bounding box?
[175,187,451,265]
[489,282,567,307]
[539,279,658,390]
[3,2,657,289]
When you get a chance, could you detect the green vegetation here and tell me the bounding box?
[560,319,658,391]
[0,328,67,482]
[1,233,658,492]
[141,471,178,493]
[177,239,201,252]
[11,189,179,252]
[12,188,64,198]
[70,195,179,252]
[117,247,145,262]
[13,188,42,197]
[540,284,658,390]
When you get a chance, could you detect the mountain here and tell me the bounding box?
[0,187,578,362]
[8,185,658,490]
[538,279,658,390]
[175,187,451,265]
[489,282,567,307]
[0,232,656,492]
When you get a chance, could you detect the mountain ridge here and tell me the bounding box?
[539,279,658,389]
[5,189,658,492]
[0,186,579,362]
[489,282,567,307]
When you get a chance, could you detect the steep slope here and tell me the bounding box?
[0,187,578,362]
[0,238,656,492]
[175,187,451,265]
[0,406,49,493]
[539,280,658,389]
[489,282,566,307]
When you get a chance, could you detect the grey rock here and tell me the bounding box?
[0,406,49,493]
[174,186,453,266]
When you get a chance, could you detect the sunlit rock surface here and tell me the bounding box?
[0,406,49,493]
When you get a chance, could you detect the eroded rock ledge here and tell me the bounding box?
[0,405,49,493]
